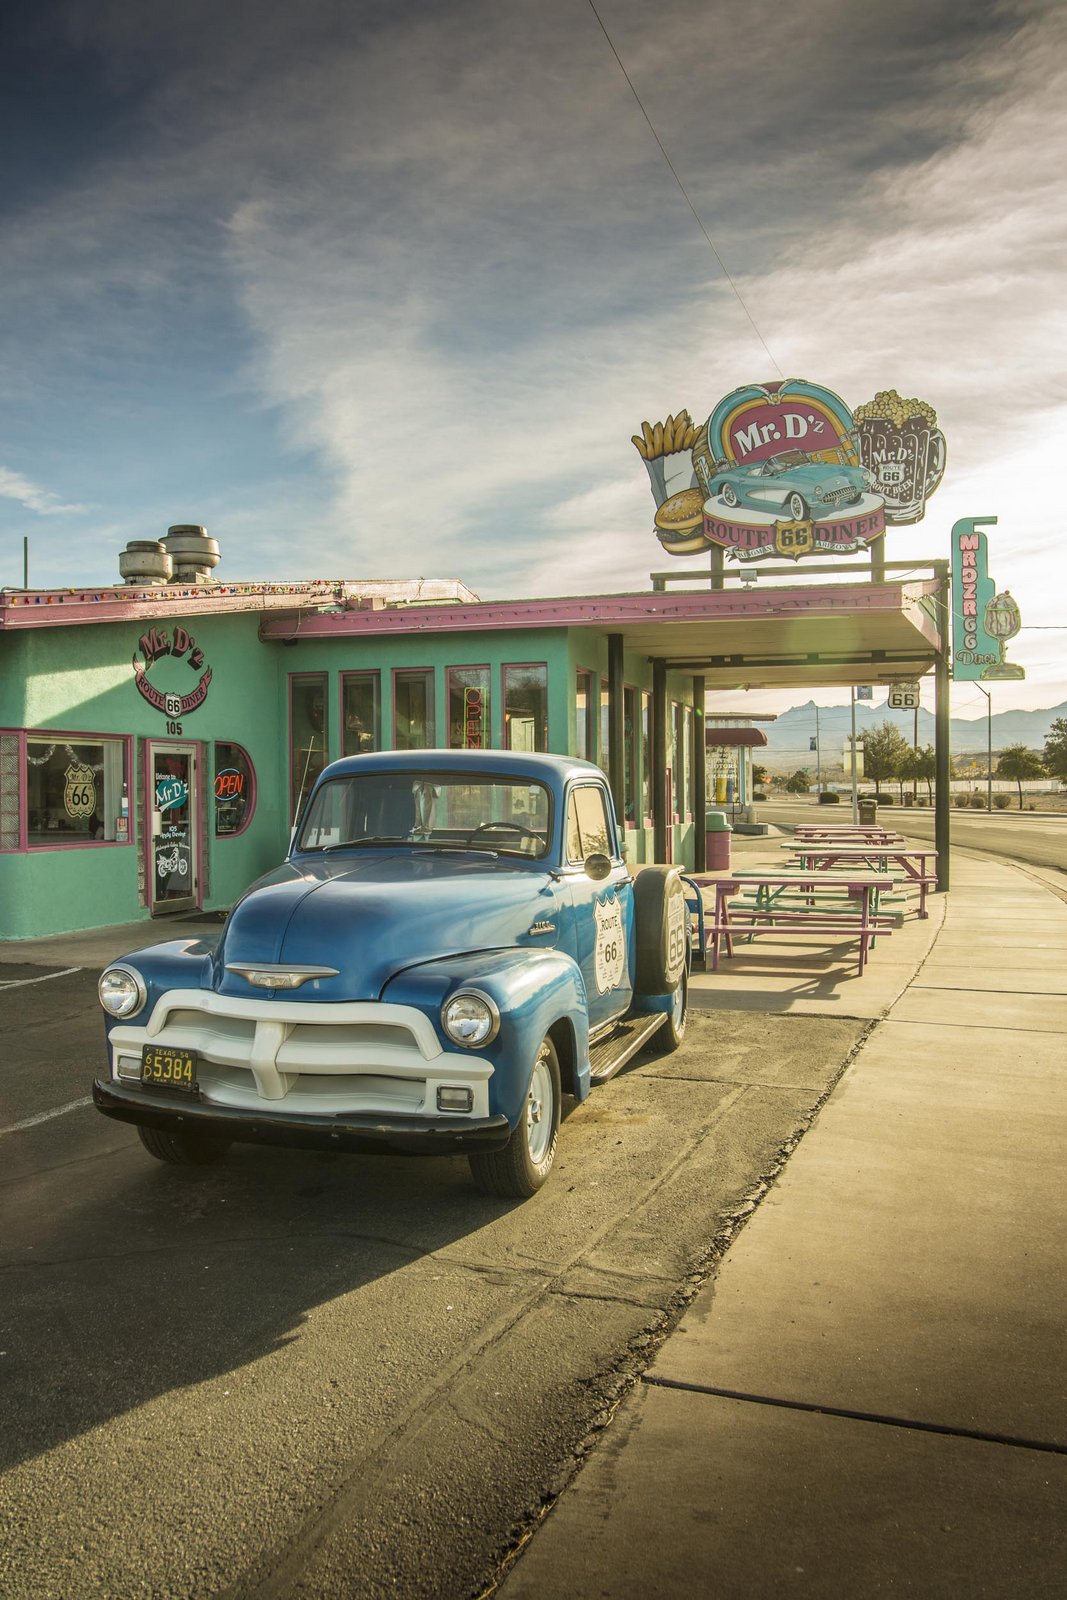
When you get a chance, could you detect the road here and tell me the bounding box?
[757,798,1067,876]
[0,964,865,1599]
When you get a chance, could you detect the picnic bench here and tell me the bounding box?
[685,870,898,977]
[784,842,938,918]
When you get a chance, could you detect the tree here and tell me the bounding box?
[752,763,769,790]
[914,744,936,802]
[860,722,910,798]
[1043,718,1067,784]
[896,746,919,802]
[784,768,812,795]
[996,744,1045,809]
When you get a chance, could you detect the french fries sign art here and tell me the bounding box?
[635,380,946,562]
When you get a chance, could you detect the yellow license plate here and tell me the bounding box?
[141,1045,199,1094]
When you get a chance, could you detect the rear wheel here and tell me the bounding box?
[137,1125,232,1165]
[469,1037,560,1199]
[657,968,689,1054]
[721,483,739,508]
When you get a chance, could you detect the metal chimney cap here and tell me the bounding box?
[166,524,209,538]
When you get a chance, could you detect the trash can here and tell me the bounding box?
[705,809,732,870]
[904,792,915,808]
[858,797,878,825]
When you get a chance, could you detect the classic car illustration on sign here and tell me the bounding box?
[707,450,874,521]
[636,377,946,561]
[94,751,690,1198]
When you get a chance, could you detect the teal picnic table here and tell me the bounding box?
[784,842,938,918]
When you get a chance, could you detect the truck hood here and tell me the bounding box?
[215,851,559,1001]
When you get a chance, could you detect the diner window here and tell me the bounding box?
[394,669,435,749]
[448,666,490,749]
[673,703,685,820]
[575,670,593,761]
[23,734,128,846]
[623,686,637,825]
[214,742,256,837]
[290,674,328,824]
[600,679,610,774]
[641,692,651,822]
[342,672,380,755]
[504,664,548,752]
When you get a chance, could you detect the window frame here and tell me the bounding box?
[288,672,329,825]
[1,728,133,853]
[446,664,492,750]
[575,668,594,763]
[340,670,382,756]
[392,666,437,750]
[213,740,258,839]
[501,660,549,753]
[564,781,618,866]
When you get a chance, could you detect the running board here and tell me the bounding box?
[588,1013,666,1084]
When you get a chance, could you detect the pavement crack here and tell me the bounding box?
[641,1375,1067,1457]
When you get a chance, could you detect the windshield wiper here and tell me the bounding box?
[317,836,407,852]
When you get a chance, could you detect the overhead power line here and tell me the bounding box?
[586,0,783,379]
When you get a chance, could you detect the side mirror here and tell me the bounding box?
[584,852,612,881]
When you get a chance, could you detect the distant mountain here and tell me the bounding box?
[752,698,1067,766]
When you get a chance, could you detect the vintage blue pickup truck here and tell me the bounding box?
[94,750,690,1197]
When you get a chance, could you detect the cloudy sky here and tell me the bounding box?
[2,0,1064,719]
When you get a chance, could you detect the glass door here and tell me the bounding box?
[149,743,200,914]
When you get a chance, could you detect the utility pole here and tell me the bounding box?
[976,684,993,812]
[815,704,821,793]
[23,536,29,589]
[849,687,859,823]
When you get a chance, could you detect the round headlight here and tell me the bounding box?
[98,966,146,1019]
[441,991,499,1048]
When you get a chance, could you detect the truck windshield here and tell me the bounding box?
[296,773,552,858]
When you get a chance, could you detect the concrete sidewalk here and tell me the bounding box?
[500,850,1067,1598]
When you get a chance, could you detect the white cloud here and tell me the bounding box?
[0,468,83,515]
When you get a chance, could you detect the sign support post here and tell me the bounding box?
[935,560,951,892]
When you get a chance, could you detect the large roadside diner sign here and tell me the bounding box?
[636,380,946,562]
[950,516,1024,681]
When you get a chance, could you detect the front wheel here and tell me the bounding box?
[137,1125,232,1165]
[469,1037,560,1198]
[787,491,808,520]
[721,483,739,508]
[657,968,689,1055]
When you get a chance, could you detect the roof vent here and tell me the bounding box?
[118,540,173,586]
[161,524,221,584]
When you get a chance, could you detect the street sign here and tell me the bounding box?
[888,683,921,710]
[855,685,873,701]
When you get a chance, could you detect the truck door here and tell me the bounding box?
[564,781,634,1033]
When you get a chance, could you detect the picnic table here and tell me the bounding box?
[686,869,898,977]
[794,825,905,844]
[784,841,938,918]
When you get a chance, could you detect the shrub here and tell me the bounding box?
[917,797,928,806]
[969,793,984,808]
[954,794,971,808]
[993,794,1011,809]
[818,791,842,804]
[752,790,768,802]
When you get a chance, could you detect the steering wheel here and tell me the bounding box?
[466,821,542,847]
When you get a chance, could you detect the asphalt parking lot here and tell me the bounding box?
[0,964,866,1599]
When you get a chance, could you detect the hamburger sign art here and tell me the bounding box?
[635,379,946,562]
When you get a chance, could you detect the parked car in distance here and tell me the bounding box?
[709,449,874,521]
[94,751,690,1198]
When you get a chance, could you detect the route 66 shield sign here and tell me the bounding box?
[774,520,814,560]
[594,893,626,993]
[64,763,96,818]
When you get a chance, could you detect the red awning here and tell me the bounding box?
[705,726,767,747]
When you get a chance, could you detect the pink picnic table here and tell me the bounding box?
[687,869,897,977]
[785,842,939,918]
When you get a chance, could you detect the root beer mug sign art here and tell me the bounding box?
[635,380,946,563]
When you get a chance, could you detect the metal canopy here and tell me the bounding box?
[260,577,943,692]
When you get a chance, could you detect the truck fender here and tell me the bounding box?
[381,947,592,1125]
